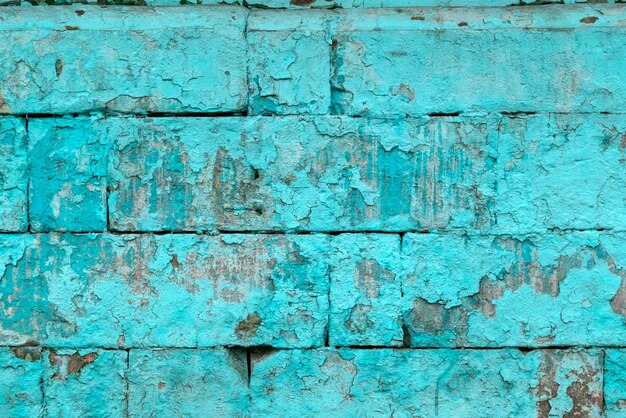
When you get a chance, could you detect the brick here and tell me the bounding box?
[29,117,107,232]
[496,114,626,233]
[0,6,247,114]
[128,349,248,417]
[0,233,328,348]
[0,347,43,417]
[331,6,626,116]
[329,234,402,346]
[108,116,495,232]
[250,348,603,417]
[0,234,39,346]
[402,231,626,347]
[248,11,330,115]
[0,117,27,232]
[43,349,127,418]
[606,349,626,417]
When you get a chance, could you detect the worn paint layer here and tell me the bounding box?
[0,3,625,417]
[0,233,329,348]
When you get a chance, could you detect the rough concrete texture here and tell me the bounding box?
[0,3,625,417]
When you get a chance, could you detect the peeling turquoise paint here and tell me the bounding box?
[0,3,625,417]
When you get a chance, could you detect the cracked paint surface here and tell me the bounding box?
[0,117,27,232]
[0,3,625,417]
[0,7,247,114]
[0,347,43,417]
[250,348,603,417]
[0,233,329,348]
[128,349,249,417]
[402,232,626,347]
[108,115,495,232]
[29,117,108,232]
[44,349,127,417]
[329,234,403,346]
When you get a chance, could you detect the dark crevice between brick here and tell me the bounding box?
[1,227,622,236]
[601,349,607,415]
[3,344,626,351]
[106,189,111,233]
[246,348,252,385]
[427,112,461,117]
[125,349,130,418]
[402,324,412,348]
[5,111,249,119]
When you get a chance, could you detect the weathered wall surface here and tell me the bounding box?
[0,3,625,417]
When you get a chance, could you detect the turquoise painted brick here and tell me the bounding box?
[496,114,626,233]
[250,348,603,417]
[331,6,626,116]
[329,234,403,346]
[0,234,40,346]
[108,116,495,232]
[44,349,127,418]
[29,117,107,232]
[128,349,248,417]
[0,347,43,417]
[402,232,626,347]
[606,349,626,417]
[0,233,328,348]
[248,12,330,115]
[0,117,27,232]
[0,6,247,114]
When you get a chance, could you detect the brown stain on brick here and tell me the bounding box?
[158,382,167,390]
[411,15,425,21]
[49,350,98,380]
[354,259,395,298]
[0,93,10,113]
[405,240,626,345]
[170,254,181,269]
[12,347,41,362]
[458,22,468,27]
[55,59,64,77]
[580,16,599,24]
[290,0,315,5]
[235,312,262,340]
[75,9,85,15]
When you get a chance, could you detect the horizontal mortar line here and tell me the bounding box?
[10,111,250,119]
[3,344,624,351]
[3,227,621,236]
[3,110,626,119]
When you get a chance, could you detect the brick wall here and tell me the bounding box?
[1,3,625,417]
